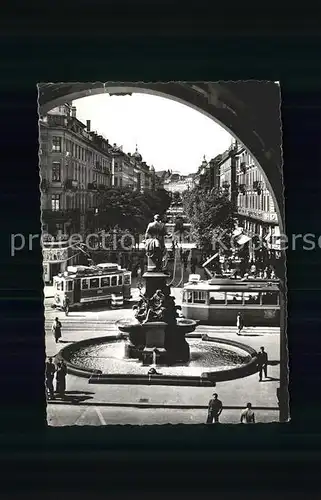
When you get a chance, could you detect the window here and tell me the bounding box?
[52,162,61,181]
[193,291,206,304]
[82,279,89,290]
[114,177,118,187]
[226,292,243,304]
[261,292,279,305]
[124,274,131,285]
[243,292,260,305]
[52,136,62,152]
[209,291,226,304]
[51,194,60,211]
[118,275,123,286]
[119,178,123,187]
[111,275,117,287]
[90,278,100,289]
[101,276,110,287]
[67,281,73,291]
[56,281,64,291]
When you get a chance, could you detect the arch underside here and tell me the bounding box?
[38,81,284,231]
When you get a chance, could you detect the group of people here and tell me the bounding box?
[207,393,256,424]
[45,357,67,399]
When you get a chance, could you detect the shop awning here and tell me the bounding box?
[235,234,251,245]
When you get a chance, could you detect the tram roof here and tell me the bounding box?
[183,279,279,292]
[54,263,130,279]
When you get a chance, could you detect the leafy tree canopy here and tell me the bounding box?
[182,186,236,254]
[96,188,171,233]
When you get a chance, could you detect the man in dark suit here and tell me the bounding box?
[257,346,268,381]
[206,393,223,423]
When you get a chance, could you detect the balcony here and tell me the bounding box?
[253,181,262,195]
[240,161,247,173]
[88,182,98,190]
[222,181,230,189]
[98,183,107,190]
[238,183,247,194]
[64,179,78,190]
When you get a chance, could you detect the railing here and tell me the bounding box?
[64,179,78,190]
[240,161,247,173]
[253,181,262,194]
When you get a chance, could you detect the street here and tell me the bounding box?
[45,288,280,425]
[47,404,279,426]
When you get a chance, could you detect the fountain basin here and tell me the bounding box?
[56,334,259,384]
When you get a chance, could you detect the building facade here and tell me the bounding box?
[39,103,156,281]
[198,143,281,261]
[162,171,196,194]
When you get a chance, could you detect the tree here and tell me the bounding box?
[174,216,185,244]
[182,186,235,256]
[96,187,171,235]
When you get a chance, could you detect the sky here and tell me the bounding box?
[74,93,234,175]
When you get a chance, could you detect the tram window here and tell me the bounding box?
[56,281,64,291]
[183,291,193,303]
[101,277,110,287]
[111,275,117,287]
[193,291,206,304]
[226,292,243,304]
[67,281,73,292]
[90,278,100,289]
[124,274,131,285]
[243,292,260,305]
[209,291,226,304]
[82,279,89,290]
[261,292,278,305]
[118,275,123,286]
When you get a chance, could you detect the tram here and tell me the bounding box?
[52,263,131,310]
[181,277,280,326]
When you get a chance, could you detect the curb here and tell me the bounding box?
[46,400,279,411]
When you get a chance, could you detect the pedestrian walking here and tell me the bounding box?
[45,357,56,399]
[63,296,70,316]
[206,393,223,424]
[240,403,255,423]
[52,317,62,343]
[257,346,268,381]
[55,360,67,398]
[236,312,244,335]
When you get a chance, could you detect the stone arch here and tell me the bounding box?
[38,81,284,232]
[39,82,288,421]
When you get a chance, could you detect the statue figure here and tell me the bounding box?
[144,214,172,271]
[143,289,166,323]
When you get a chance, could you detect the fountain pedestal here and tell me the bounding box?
[143,271,170,298]
[142,321,167,365]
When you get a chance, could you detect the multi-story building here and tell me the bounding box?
[39,103,112,237]
[199,143,281,260]
[163,171,196,194]
[39,104,157,281]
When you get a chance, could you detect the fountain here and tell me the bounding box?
[56,215,260,384]
[116,213,195,366]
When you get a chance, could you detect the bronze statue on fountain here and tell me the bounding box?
[117,214,195,365]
